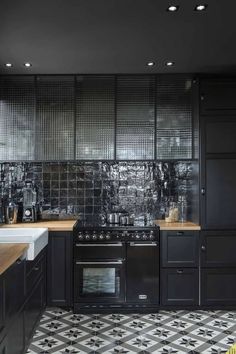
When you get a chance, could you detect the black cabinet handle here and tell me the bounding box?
[201,94,205,101]
[176,231,184,236]
[33,266,40,271]
[177,269,183,274]
[16,259,22,265]
[201,188,205,195]
[201,245,206,251]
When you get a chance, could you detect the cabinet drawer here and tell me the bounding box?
[161,268,199,306]
[161,231,199,267]
[200,79,236,115]
[201,268,236,306]
[201,231,236,267]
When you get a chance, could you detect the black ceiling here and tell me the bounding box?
[0,0,236,74]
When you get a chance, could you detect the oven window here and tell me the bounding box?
[82,267,118,295]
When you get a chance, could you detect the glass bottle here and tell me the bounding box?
[178,196,187,223]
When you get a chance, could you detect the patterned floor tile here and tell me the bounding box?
[27,308,236,354]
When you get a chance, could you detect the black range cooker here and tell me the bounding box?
[73,219,160,313]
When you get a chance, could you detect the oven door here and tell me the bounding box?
[74,259,125,303]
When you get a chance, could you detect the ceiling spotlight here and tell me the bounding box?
[5,63,13,67]
[167,5,179,12]
[24,62,32,67]
[147,61,155,67]
[195,4,208,11]
[166,61,175,67]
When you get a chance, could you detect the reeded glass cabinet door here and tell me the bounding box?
[35,76,75,161]
[0,76,35,161]
[76,75,115,160]
[116,75,155,160]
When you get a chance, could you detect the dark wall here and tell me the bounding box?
[0,161,199,222]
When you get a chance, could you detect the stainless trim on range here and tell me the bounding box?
[129,242,157,247]
[76,260,123,265]
[76,243,123,247]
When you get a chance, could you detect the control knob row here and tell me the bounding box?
[77,231,111,241]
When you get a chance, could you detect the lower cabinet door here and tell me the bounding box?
[24,277,46,346]
[161,268,199,306]
[0,336,7,354]
[6,311,24,354]
[201,268,236,306]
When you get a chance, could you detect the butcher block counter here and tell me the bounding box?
[0,220,76,231]
[0,219,200,231]
[155,220,200,230]
[0,243,28,275]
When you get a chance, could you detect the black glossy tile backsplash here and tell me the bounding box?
[0,161,198,221]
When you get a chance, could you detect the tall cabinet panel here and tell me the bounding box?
[76,75,115,160]
[35,76,74,160]
[156,75,193,159]
[0,76,35,161]
[200,78,236,306]
[116,75,155,160]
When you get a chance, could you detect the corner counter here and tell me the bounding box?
[0,243,28,275]
[0,220,77,232]
[155,220,201,231]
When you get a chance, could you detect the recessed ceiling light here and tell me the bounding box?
[167,5,179,12]
[166,61,175,67]
[24,62,32,67]
[195,4,208,11]
[147,61,155,67]
[5,63,13,67]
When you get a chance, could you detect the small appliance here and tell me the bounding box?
[22,180,37,222]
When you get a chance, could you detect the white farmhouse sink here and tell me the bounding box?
[0,228,48,260]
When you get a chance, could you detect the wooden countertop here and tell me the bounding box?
[0,243,28,275]
[0,220,77,231]
[155,220,201,230]
[0,219,200,231]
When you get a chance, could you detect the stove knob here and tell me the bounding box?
[105,232,111,240]
[142,232,147,240]
[92,234,97,240]
[149,232,154,240]
[99,234,104,240]
[85,234,90,241]
[135,233,140,240]
[78,232,84,241]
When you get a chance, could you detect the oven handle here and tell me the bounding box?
[76,260,123,265]
[129,242,158,247]
[75,243,123,247]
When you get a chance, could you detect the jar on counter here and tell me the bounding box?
[178,196,187,223]
[165,201,179,222]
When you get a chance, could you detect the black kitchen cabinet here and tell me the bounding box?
[0,76,35,161]
[0,279,4,335]
[200,79,236,115]
[161,268,199,306]
[126,242,159,304]
[200,231,236,267]
[35,76,75,160]
[161,231,199,268]
[76,75,115,160]
[6,311,24,354]
[47,231,72,307]
[201,158,236,229]
[0,336,7,354]
[205,117,236,154]
[24,276,45,346]
[0,248,47,354]
[4,259,25,326]
[160,230,199,307]
[201,268,236,306]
